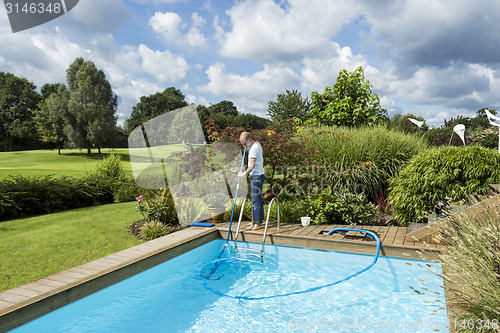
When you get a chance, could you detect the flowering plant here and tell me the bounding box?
[135,194,146,219]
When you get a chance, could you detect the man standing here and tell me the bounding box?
[238,132,265,230]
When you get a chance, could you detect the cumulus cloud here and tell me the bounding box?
[363,0,500,75]
[218,0,360,62]
[198,62,302,116]
[137,44,190,82]
[149,11,207,49]
[199,62,300,97]
[301,43,370,91]
[113,78,164,126]
[150,12,183,41]
[0,30,87,87]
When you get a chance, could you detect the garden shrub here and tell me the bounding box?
[136,189,178,226]
[0,175,118,221]
[389,146,500,226]
[439,200,500,327]
[299,125,428,197]
[89,153,128,182]
[140,220,170,241]
[469,127,499,149]
[114,183,142,203]
[261,198,307,224]
[305,188,377,225]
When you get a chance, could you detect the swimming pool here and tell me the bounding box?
[10,239,449,332]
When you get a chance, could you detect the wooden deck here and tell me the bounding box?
[215,222,443,260]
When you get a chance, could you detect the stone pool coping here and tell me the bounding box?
[0,225,445,332]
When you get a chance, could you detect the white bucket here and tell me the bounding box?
[301,216,311,227]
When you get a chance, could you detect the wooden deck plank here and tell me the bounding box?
[361,226,380,242]
[319,224,340,237]
[393,227,408,246]
[376,226,390,244]
[382,226,398,246]
[301,224,325,237]
[327,225,355,240]
[315,224,332,238]
[318,224,340,239]
[216,223,440,252]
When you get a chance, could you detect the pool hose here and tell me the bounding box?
[199,228,381,300]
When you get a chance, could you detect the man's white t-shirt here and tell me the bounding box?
[248,142,265,176]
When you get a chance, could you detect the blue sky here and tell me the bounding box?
[1,0,500,127]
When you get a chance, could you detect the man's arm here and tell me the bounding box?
[239,157,256,177]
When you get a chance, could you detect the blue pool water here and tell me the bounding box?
[11,239,449,332]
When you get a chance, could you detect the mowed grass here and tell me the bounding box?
[0,202,142,292]
[0,148,133,179]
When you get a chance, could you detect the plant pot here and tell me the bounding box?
[263,188,280,202]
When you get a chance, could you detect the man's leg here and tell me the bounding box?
[250,174,265,228]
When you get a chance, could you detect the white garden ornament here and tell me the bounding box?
[453,124,466,145]
[408,118,424,128]
[485,109,500,153]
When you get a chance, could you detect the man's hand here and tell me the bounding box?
[238,171,246,178]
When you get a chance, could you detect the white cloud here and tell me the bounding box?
[0,31,87,87]
[199,62,301,116]
[200,62,300,97]
[301,43,370,91]
[187,94,209,106]
[114,78,164,126]
[185,13,207,48]
[149,12,183,41]
[219,0,360,62]
[137,44,189,82]
[150,11,207,49]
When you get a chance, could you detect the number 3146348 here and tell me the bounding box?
[5,2,63,14]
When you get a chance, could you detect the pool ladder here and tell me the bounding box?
[232,196,280,262]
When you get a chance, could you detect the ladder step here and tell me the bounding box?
[235,247,262,253]
[234,253,263,258]
[233,257,263,263]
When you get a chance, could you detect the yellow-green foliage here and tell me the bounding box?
[440,200,500,330]
[389,146,500,225]
[298,125,428,196]
[140,220,170,241]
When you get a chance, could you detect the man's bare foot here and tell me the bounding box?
[246,224,262,230]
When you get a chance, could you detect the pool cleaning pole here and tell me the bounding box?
[226,146,247,244]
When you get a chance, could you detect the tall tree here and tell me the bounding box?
[233,113,270,130]
[267,89,311,130]
[197,100,238,129]
[125,87,188,133]
[65,57,117,155]
[35,83,69,154]
[310,66,388,127]
[0,72,41,151]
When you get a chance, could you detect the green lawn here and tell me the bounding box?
[0,202,142,292]
[0,148,133,179]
